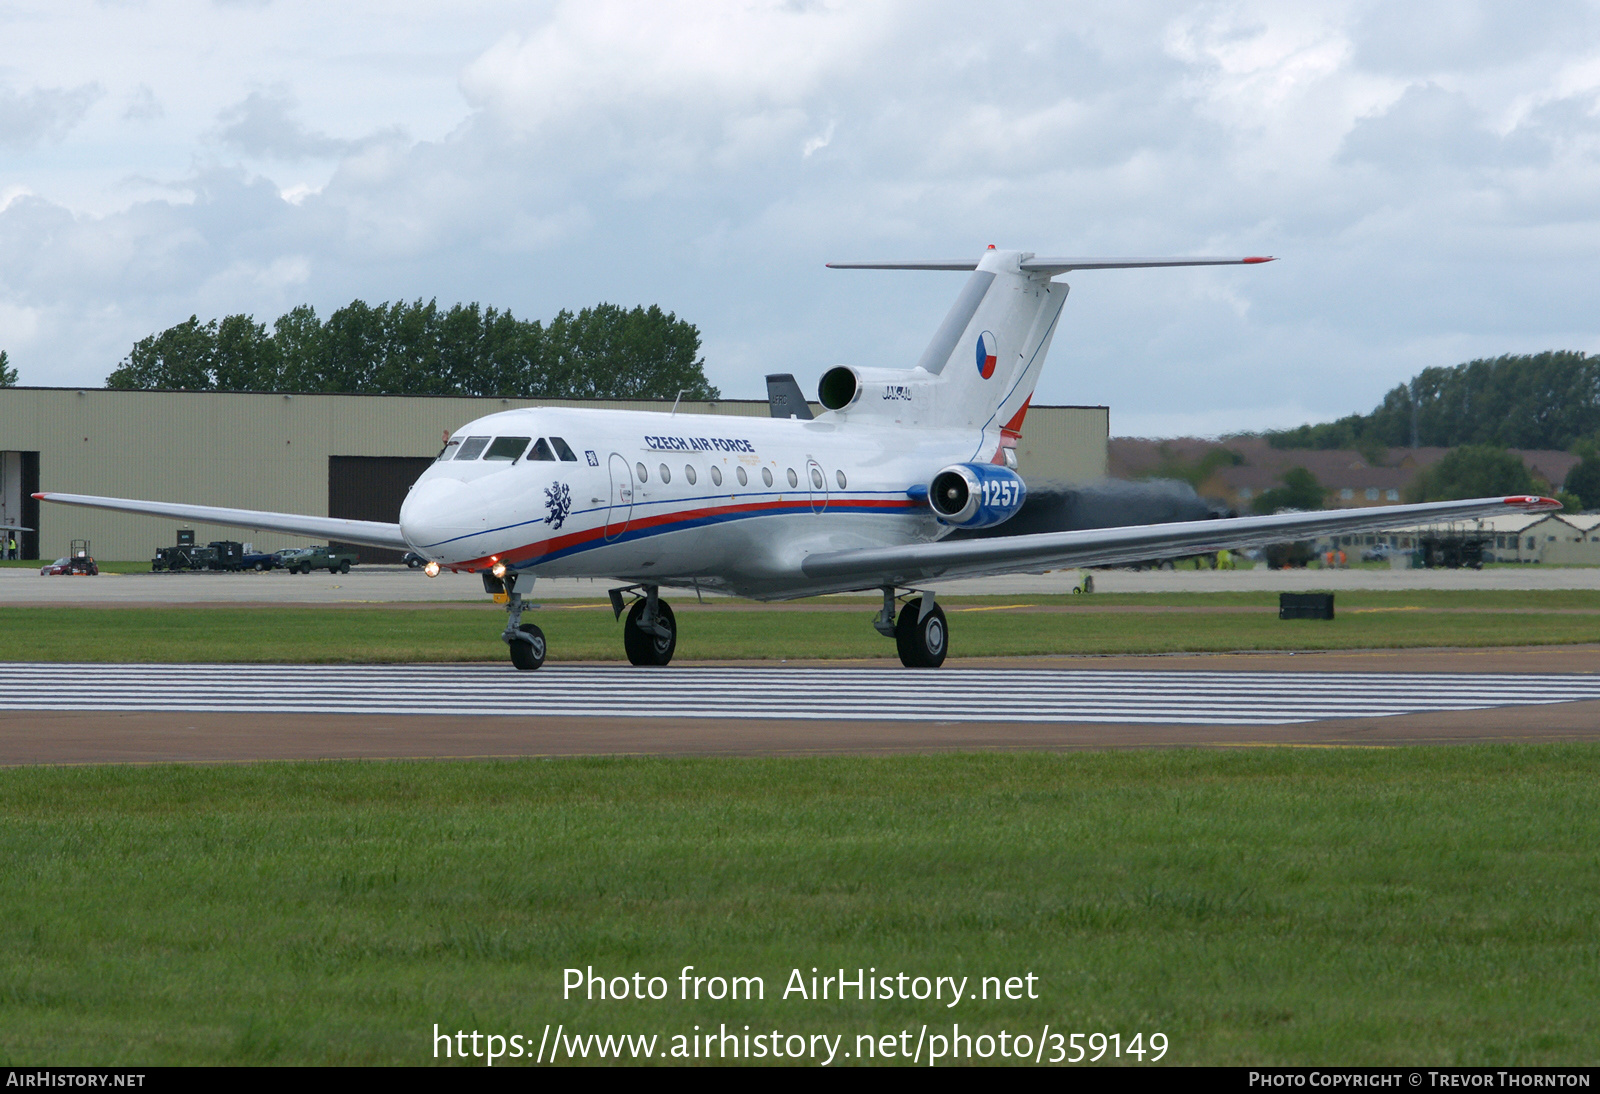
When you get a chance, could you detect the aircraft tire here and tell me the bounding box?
[895,598,948,668]
[509,623,547,670]
[624,599,677,666]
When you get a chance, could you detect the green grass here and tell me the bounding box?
[4,590,1600,663]
[2,748,1599,1065]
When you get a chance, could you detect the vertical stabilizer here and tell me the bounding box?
[918,250,1068,459]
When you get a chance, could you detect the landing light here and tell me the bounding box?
[424,561,440,577]
[491,561,507,579]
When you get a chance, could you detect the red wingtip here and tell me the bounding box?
[31,492,45,500]
[1506,495,1562,510]
[1242,256,1275,264]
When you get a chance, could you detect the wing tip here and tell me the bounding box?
[31,492,46,500]
[1242,256,1276,264]
[1507,495,1563,510]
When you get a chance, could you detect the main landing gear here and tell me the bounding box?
[873,586,948,668]
[609,585,677,666]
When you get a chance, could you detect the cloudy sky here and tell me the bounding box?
[3,0,1599,436]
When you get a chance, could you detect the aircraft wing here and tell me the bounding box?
[801,495,1558,587]
[33,492,409,551]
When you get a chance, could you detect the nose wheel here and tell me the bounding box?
[489,570,547,670]
[509,623,546,670]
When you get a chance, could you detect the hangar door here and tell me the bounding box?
[1,451,39,560]
[327,456,433,564]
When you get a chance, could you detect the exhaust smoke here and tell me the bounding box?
[945,478,1231,540]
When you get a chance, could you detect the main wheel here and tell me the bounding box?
[623,599,677,666]
[895,598,948,668]
[509,623,547,670]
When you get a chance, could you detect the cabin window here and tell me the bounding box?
[787,468,799,488]
[454,436,490,460]
[737,467,748,487]
[762,467,774,487]
[637,462,648,482]
[485,436,531,461]
[1365,488,1379,501]
[1387,489,1399,501]
[1339,488,1353,500]
[810,467,824,489]
[437,440,460,462]
[685,465,697,485]
[550,436,579,462]
[711,466,723,487]
[659,464,671,484]
[526,438,556,461]
[836,470,847,489]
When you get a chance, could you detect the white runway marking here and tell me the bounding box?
[3,664,1600,725]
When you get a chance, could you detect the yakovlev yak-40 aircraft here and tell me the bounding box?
[40,247,1558,669]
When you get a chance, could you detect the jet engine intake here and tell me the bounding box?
[818,366,861,411]
[928,464,1027,528]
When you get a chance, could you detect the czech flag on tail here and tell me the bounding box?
[975,331,997,379]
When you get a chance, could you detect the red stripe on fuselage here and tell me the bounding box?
[447,496,918,572]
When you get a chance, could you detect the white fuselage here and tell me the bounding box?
[398,405,993,599]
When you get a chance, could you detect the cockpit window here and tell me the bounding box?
[529,438,557,461]
[454,436,491,460]
[484,436,531,461]
[437,440,461,462]
[549,436,579,462]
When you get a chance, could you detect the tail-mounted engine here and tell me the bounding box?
[927,464,1026,528]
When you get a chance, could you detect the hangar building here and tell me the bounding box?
[1,388,1109,562]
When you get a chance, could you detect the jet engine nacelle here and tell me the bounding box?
[928,464,1027,528]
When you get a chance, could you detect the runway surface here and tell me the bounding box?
[3,650,1599,763]
[9,662,1600,725]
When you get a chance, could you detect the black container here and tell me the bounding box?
[1279,592,1335,620]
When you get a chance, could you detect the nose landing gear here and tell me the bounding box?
[488,570,546,670]
[609,585,677,666]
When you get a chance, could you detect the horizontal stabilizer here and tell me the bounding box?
[827,256,1275,273]
[34,492,408,551]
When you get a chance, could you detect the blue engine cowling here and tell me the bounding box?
[927,464,1027,529]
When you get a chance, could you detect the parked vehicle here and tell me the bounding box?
[1263,541,1315,569]
[280,545,358,574]
[152,545,198,571]
[402,551,426,569]
[1361,543,1395,562]
[241,550,277,571]
[205,540,247,571]
[41,554,99,576]
[45,541,99,575]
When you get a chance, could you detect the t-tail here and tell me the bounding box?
[823,247,1273,465]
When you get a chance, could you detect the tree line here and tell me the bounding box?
[104,299,720,400]
[1265,351,1600,453]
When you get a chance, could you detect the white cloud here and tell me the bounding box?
[0,0,1598,437]
[0,82,104,148]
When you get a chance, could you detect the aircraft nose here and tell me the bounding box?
[399,475,476,553]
